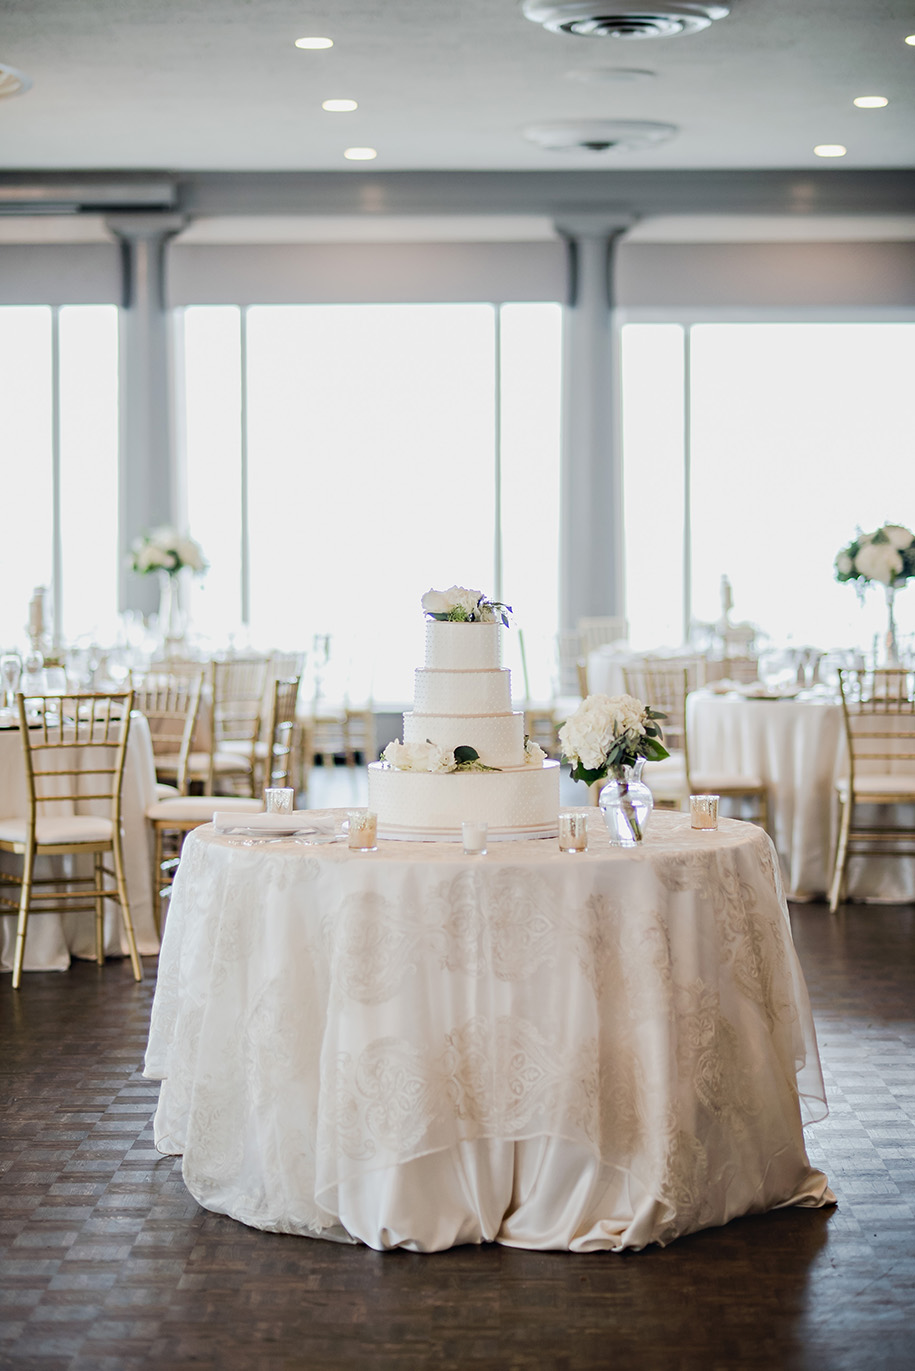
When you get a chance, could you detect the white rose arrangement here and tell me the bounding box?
[421,585,512,627]
[558,692,669,787]
[130,526,208,577]
[835,524,915,592]
[524,737,547,766]
[382,739,499,774]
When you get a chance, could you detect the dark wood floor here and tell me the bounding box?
[1,900,913,1371]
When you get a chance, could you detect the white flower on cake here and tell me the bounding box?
[382,739,455,773]
[421,585,512,627]
[524,738,547,765]
[130,526,208,576]
[559,692,669,786]
[835,523,915,590]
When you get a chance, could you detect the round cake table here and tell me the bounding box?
[144,807,833,1253]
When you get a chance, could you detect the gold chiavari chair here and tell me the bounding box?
[131,669,204,797]
[623,664,769,828]
[0,691,142,989]
[186,656,270,796]
[829,667,915,913]
[257,677,302,792]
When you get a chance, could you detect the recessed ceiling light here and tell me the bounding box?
[344,147,377,161]
[294,36,333,50]
[322,99,358,112]
[814,144,847,158]
[853,95,888,108]
[905,34,915,45]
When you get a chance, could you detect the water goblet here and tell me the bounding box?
[1,652,22,712]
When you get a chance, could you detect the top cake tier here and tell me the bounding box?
[425,619,501,671]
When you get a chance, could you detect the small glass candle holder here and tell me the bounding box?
[348,809,378,851]
[558,811,588,853]
[690,794,719,830]
[265,787,294,814]
[462,820,488,855]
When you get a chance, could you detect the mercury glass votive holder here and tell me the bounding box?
[265,788,294,814]
[348,809,378,851]
[462,820,488,855]
[558,811,588,853]
[690,794,719,830]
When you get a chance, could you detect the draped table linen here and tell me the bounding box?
[687,690,915,902]
[145,808,833,1253]
[0,714,160,973]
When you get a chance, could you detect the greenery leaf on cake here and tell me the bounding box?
[452,745,501,773]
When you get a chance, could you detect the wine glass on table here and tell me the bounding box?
[1,651,23,721]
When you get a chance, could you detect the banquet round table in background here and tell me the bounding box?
[145,807,833,1254]
[687,689,915,902]
[0,713,160,974]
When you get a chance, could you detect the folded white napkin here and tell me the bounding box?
[212,812,334,834]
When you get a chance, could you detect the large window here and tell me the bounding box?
[0,305,119,651]
[622,322,915,655]
[182,302,562,703]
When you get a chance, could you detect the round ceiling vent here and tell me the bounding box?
[523,118,677,151]
[0,62,33,98]
[522,3,730,39]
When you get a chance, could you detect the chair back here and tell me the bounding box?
[622,665,689,762]
[264,677,301,788]
[577,616,628,655]
[16,691,133,825]
[211,657,270,748]
[132,670,204,795]
[837,668,915,781]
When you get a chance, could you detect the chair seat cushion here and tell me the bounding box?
[156,782,180,800]
[836,774,915,800]
[147,796,264,822]
[0,814,114,845]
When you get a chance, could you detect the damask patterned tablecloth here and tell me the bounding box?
[144,808,834,1253]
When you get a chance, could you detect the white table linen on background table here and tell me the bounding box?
[145,808,833,1254]
[0,714,160,973]
[687,690,915,902]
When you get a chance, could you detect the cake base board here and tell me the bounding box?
[377,821,559,844]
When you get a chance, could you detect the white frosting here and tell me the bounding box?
[425,620,501,670]
[368,761,560,834]
[403,711,525,768]
[413,667,511,716]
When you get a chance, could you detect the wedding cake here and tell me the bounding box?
[367,587,560,839]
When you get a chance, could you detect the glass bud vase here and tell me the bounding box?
[599,759,654,847]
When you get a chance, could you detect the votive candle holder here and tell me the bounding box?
[690,794,719,830]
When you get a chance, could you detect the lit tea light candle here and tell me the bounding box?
[462,820,488,855]
[558,811,588,852]
[690,794,719,830]
[347,809,378,850]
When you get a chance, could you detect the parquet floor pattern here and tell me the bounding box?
[1,902,913,1371]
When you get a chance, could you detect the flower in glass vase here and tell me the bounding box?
[130,526,208,577]
[834,523,915,591]
[421,585,512,626]
[559,693,669,845]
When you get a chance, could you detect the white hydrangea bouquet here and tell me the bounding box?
[130,526,208,577]
[559,692,669,788]
[834,523,915,591]
[422,585,511,627]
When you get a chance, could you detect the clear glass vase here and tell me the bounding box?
[156,569,186,653]
[599,759,654,846]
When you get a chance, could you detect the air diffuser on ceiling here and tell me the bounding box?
[0,62,32,98]
[522,3,730,39]
[523,118,677,150]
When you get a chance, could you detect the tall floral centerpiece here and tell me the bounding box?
[835,523,915,666]
[559,693,668,846]
[130,527,208,651]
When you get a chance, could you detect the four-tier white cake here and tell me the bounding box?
[368,616,560,839]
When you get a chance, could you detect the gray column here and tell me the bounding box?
[554,215,633,637]
[105,213,187,615]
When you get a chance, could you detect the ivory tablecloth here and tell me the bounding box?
[0,714,160,973]
[145,808,833,1253]
[687,691,915,902]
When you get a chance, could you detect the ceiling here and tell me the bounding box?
[1,0,913,175]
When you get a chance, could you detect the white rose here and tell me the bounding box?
[855,541,903,585]
[382,739,454,772]
[422,588,452,615]
[835,551,854,575]
[882,524,915,550]
[446,586,484,617]
[524,739,546,765]
[175,537,205,571]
